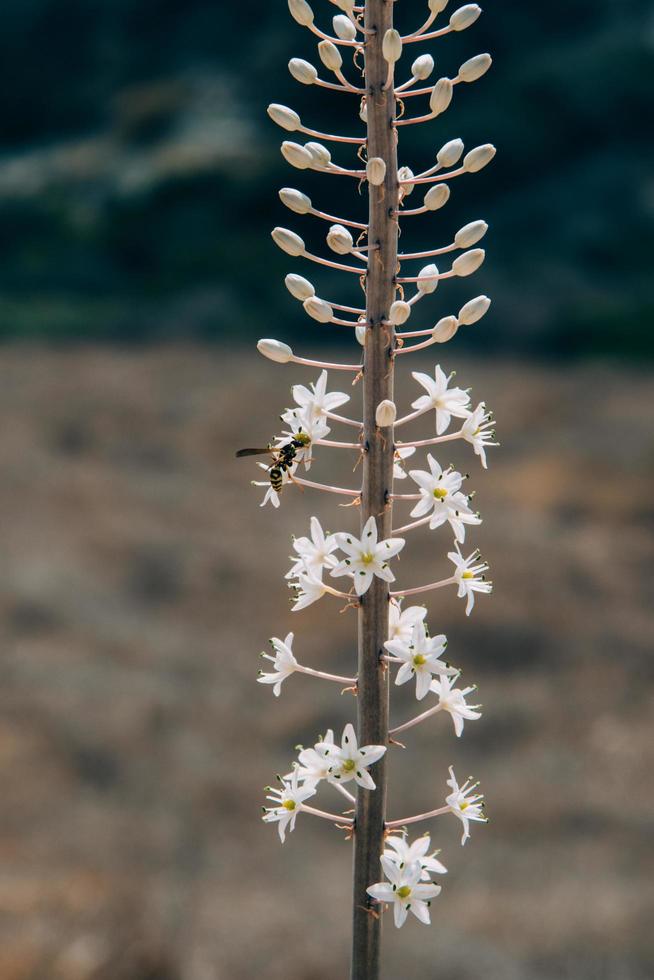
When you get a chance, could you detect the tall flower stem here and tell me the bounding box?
[351,2,398,976]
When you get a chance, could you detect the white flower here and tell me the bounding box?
[262,768,317,843]
[287,369,350,423]
[293,729,338,786]
[316,722,386,790]
[408,454,481,543]
[383,833,448,880]
[448,545,492,616]
[460,402,498,468]
[257,632,298,697]
[384,620,457,700]
[331,516,405,596]
[445,766,487,845]
[289,568,334,611]
[276,409,329,470]
[388,600,427,643]
[411,366,471,434]
[429,674,482,736]
[393,445,416,479]
[286,516,339,579]
[367,856,441,928]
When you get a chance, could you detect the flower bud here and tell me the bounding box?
[258,339,293,363]
[412,54,434,80]
[305,141,332,168]
[333,14,356,40]
[382,28,402,64]
[417,263,439,294]
[452,248,485,276]
[428,0,449,12]
[389,300,411,325]
[424,184,451,210]
[303,296,334,323]
[454,220,488,249]
[432,316,459,343]
[355,324,367,346]
[375,399,397,427]
[398,166,415,197]
[458,53,492,83]
[449,4,481,31]
[288,0,314,26]
[332,0,355,11]
[458,295,491,325]
[367,157,386,185]
[281,141,313,170]
[326,223,354,255]
[429,78,453,117]
[437,138,464,168]
[285,274,315,301]
[318,39,343,72]
[359,99,368,123]
[267,103,301,132]
[272,227,306,257]
[464,144,496,172]
[288,58,318,85]
[279,187,312,214]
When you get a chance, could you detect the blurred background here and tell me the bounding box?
[1,1,653,978]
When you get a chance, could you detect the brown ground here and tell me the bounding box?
[0,346,652,980]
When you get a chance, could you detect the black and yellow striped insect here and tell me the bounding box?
[236,432,311,493]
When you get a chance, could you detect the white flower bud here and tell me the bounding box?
[389,300,411,325]
[454,220,488,249]
[279,187,312,214]
[424,184,451,210]
[326,224,354,255]
[429,78,453,117]
[398,166,415,197]
[452,248,485,276]
[332,0,355,11]
[458,295,491,325]
[288,58,318,85]
[272,227,306,257]
[458,53,492,83]
[449,4,481,31]
[288,0,314,26]
[417,263,439,294]
[281,141,313,170]
[267,103,301,132]
[305,141,332,168]
[303,296,334,323]
[367,157,386,185]
[375,399,397,427]
[432,316,459,343]
[257,339,293,363]
[428,0,449,12]
[412,54,434,80]
[359,99,368,123]
[382,29,402,64]
[437,138,464,168]
[464,144,496,172]
[333,14,357,40]
[355,324,367,346]
[318,39,343,72]
[285,274,315,301]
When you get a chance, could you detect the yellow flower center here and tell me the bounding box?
[342,759,356,772]
[433,487,447,499]
[459,801,469,811]
[361,552,375,565]
[462,571,474,580]
[413,654,427,666]
[282,799,297,811]
[473,427,481,437]
[397,886,412,899]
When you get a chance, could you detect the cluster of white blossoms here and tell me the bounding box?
[242,0,502,948]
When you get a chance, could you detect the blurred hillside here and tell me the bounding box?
[0,0,652,355]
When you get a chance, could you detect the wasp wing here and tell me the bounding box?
[235,447,274,458]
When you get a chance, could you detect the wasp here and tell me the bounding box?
[236,432,311,493]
